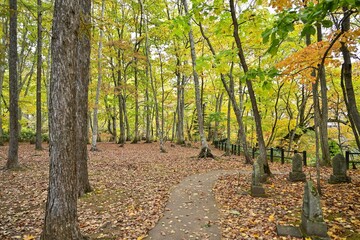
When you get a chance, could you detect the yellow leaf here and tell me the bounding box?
[23,235,35,240]
[268,213,275,222]
[137,235,146,240]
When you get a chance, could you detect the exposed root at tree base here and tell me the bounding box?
[198,147,214,159]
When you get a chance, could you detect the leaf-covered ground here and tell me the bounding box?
[214,164,360,240]
[0,142,359,239]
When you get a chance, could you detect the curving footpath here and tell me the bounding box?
[147,170,240,240]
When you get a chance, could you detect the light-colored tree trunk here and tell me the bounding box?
[7,0,19,169]
[316,24,330,166]
[183,0,213,158]
[91,0,104,151]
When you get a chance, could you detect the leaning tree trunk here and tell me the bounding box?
[182,0,213,158]
[91,0,105,151]
[77,0,92,198]
[229,0,268,171]
[198,22,251,164]
[340,7,360,150]
[6,0,19,169]
[41,0,86,238]
[35,0,43,150]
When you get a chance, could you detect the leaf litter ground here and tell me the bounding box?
[0,142,359,239]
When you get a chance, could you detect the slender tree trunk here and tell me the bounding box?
[77,0,92,198]
[229,0,269,176]
[41,0,86,238]
[213,93,223,143]
[225,98,231,156]
[198,22,251,163]
[91,0,104,151]
[123,96,131,141]
[0,17,6,146]
[7,0,19,169]
[175,55,185,144]
[117,64,125,144]
[132,65,139,143]
[35,0,43,150]
[316,24,330,166]
[183,0,213,158]
[266,82,284,147]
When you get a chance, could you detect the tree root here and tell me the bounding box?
[198,146,214,159]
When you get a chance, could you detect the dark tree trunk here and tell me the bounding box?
[340,7,360,150]
[230,0,271,174]
[176,61,185,144]
[77,0,92,198]
[132,65,139,143]
[6,0,19,169]
[229,0,268,171]
[41,0,86,238]
[35,0,43,150]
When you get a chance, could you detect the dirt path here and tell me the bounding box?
[147,169,243,240]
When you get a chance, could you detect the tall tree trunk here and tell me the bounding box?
[77,0,92,197]
[35,0,43,150]
[132,65,139,143]
[225,98,231,156]
[182,0,213,158]
[6,0,19,169]
[41,0,86,238]
[230,0,268,169]
[305,30,322,193]
[123,96,131,141]
[316,24,330,166]
[213,92,223,143]
[91,0,104,151]
[117,52,125,145]
[0,16,7,146]
[175,54,185,144]
[340,7,360,150]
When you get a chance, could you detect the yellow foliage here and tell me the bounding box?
[277,40,341,83]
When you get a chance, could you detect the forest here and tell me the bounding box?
[0,0,359,239]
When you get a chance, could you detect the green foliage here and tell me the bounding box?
[329,139,342,157]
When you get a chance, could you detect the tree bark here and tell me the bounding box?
[41,0,86,238]
[6,0,19,169]
[340,7,360,150]
[0,17,7,146]
[35,0,43,150]
[316,24,331,166]
[77,0,92,198]
[182,0,213,158]
[229,0,269,172]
